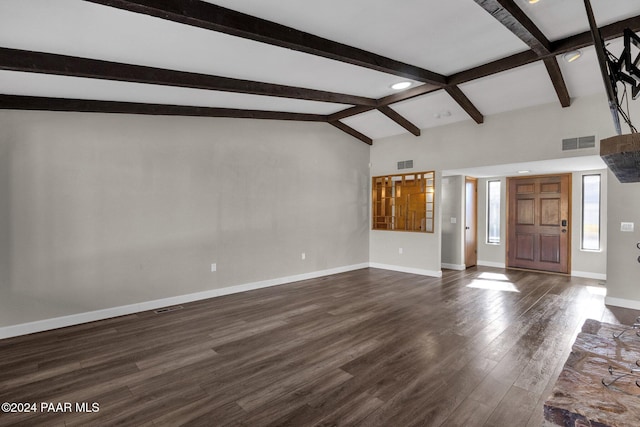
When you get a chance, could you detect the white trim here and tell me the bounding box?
[441,263,466,271]
[477,260,506,268]
[605,296,640,310]
[369,262,442,277]
[571,270,607,280]
[0,263,369,340]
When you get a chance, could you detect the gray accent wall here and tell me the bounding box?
[0,111,370,326]
[606,170,640,306]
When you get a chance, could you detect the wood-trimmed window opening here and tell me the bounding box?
[372,171,435,232]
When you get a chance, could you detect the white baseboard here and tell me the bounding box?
[477,260,506,268]
[369,262,442,278]
[571,271,607,280]
[0,263,370,340]
[605,296,640,310]
[441,263,466,271]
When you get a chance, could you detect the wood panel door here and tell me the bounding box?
[507,174,571,274]
[465,177,477,268]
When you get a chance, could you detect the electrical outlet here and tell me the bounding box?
[211,263,217,272]
[301,252,306,260]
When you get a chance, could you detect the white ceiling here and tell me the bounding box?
[209,0,530,75]
[513,0,639,41]
[460,61,559,116]
[1,0,639,140]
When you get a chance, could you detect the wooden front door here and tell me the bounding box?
[507,174,571,274]
[465,177,477,268]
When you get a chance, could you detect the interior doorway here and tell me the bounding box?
[465,177,477,268]
[507,174,571,274]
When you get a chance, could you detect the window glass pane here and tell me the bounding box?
[582,175,601,250]
[487,180,501,243]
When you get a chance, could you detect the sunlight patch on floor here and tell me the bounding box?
[478,272,510,281]
[586,286,607,296]
[467,279,520,293]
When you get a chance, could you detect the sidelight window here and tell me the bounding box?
[487,180,501,244]
[581,174,601,250]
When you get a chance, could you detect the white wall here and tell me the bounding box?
[0,111,370,330]
[370,94,617,175]
[0,136,9,291]
[370,94,628,279]
[606,170,640,308]
[369,170,443,276]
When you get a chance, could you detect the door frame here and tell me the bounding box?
[505,173,572,274]
[465,177,478,268]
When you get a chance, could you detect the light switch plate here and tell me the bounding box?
[621,222,635,232]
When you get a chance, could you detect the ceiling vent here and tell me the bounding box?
[397,160,413,170]
[601,133,640,183]
[562,135,596,151]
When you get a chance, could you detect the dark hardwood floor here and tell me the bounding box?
[0,267,638,426]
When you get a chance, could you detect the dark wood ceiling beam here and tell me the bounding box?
[380,83,483,129]
[0,47,375,107]
[377,106,421,136]
[0,95,378,144]
[449,15,640,86]
[329,83,442,122]
[85,0,447,86]
[329,121,373,145]
[380,83,484,129]
[473,1,571,108]
[328,105,376,122]
[444,86,484,124]
[448,50,538,86]
[543,57,571,107]
[329,82,484,131]
[0,94,327,122]
[378,84,441,106]
[552,14,640,54]
[474,0,551,55]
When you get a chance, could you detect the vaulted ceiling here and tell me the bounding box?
[1,0,639,144]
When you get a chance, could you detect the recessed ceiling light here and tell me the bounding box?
[391,81,412,90]
[518,170,531,174]
[563,50,582,63]
[528,0,540,4]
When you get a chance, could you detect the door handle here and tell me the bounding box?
[562,229,567,233]
[465,226,470,230]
